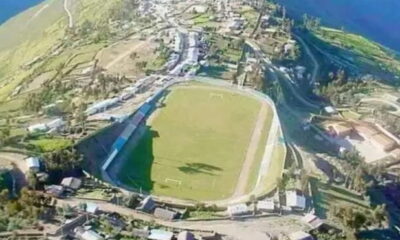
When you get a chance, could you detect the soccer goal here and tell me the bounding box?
[165,178,182,186]
[209,93,224,99]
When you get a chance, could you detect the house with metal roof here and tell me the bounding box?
[132,229,150,239]
[136,196,156,213]
[289,231,313,240]
[257,199,275,212]
[227,203,249,216]
[76,229,104,240]
[148,229,173,240]
[177,231,195,240]
[26,157,41,172]
[27,123,48,133]
[154,208,177,221]
[286,190,306,211]
[61,177,82,191]
[45,185,64,198]
[85,202,99,214]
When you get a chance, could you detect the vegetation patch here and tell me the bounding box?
[312,27,400,76]
[29,137,73,152]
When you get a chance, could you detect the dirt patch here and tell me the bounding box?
[96,38,158,77]
[21,71,54,94]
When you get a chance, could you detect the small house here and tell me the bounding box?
[154,207,177,221]
[26,157,40,172]
[27,123,48,133]
[61,177,82,191]
[132,229,150,239]
[289,231,313,240]
[286,190,306,211]
[324,106,337,115]
[46,118,65,131]
[302,213,324,230]
[148,229,173,240]
[177,231,195,240]
[227,203,249,216]
[136,196,156,213]
[326,123,353,138]
[76,229,104,240]
[199,232,220,240]
[45,185,64,198]
[86,202,99,214]
[257,199,275,212]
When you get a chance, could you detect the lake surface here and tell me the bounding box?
[0,0,44,24]
[276,0,400,52]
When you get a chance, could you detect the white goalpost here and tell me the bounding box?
[165,178,182,186]
[209,93,224,99]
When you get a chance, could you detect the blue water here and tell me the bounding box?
[276,0,400,52]
[0,0,44,24]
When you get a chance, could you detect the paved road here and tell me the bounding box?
[293,34,319,85]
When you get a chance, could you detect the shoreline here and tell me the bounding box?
[0,0,44,25]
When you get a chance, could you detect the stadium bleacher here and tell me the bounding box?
[102,103,152,171]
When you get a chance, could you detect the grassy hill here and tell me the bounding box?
[310,27,400,79]
[0,0,123,102]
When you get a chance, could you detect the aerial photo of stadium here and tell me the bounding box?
[81,80,286,203]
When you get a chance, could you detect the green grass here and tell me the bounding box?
[193,13,211,25]
[341,110,361,120]
[314,27,400,75]
[210,35,243,64]
[29,137,73,152]
[198,65,236,80]
[187,210,222,220]
[192,13,218,28]
[119,85,266,201]
[75,189,113,201]
[0,0,122,102]
[240,6,258,27]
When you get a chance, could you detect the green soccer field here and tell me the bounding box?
[118,84,272,201]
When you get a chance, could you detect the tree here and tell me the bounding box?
[75,103,88,132]
[0,189,9,205]
[135,61,148,70]
[129,52,138,60]
[43,147,83,171]
[343,149,363,166]
[371,204,387,227]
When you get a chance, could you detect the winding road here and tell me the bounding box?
[64,0,74,28]
[293,34,319,85]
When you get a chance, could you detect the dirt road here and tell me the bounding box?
[233,102,269,197]
[64,0,74,28]
[57,198,305,240]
